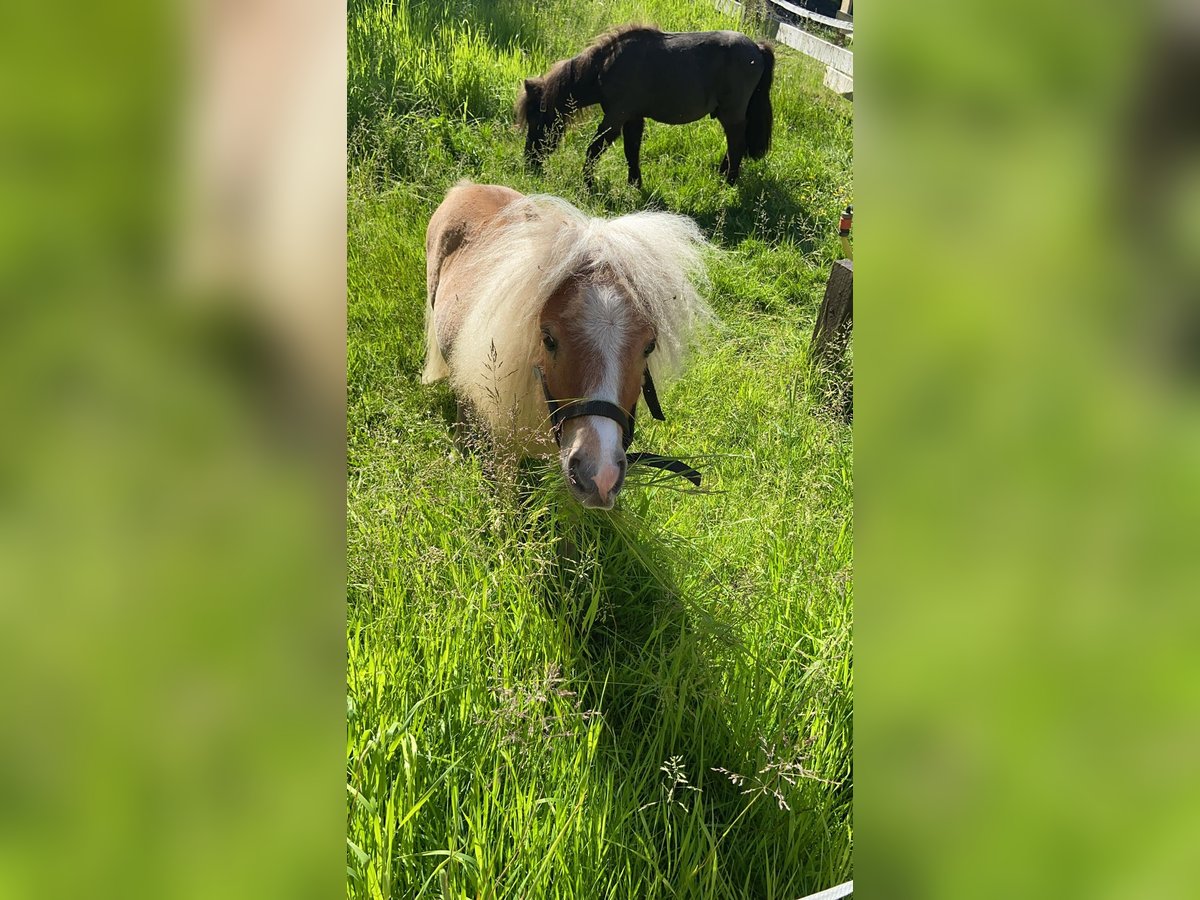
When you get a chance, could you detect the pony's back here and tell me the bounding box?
[423,181,523,383]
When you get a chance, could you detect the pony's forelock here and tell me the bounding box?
[446,195,714,442]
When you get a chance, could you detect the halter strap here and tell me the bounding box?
[641,367,665,421]
[535,365,635,448]
[533,365,702,487]
[626,452,703,488]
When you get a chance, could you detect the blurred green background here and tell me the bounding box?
[0,1,344,898]
[859,0,1200,896]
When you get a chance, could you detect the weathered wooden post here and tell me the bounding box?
[809,205,853,367]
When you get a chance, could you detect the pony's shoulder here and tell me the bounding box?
[442,180,523,208]
[433,182,525,229]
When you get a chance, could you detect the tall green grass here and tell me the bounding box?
[348,1,853,897]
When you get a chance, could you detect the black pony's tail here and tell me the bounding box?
[746,42,774,160]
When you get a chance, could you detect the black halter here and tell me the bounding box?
[534,365,702,487]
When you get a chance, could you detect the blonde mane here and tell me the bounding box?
[442,195,714,443]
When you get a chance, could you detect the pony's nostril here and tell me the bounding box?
[567,453,583,486]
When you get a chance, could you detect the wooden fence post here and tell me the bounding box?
[809,258,853,367]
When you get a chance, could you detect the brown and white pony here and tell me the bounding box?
[423,181,713,508]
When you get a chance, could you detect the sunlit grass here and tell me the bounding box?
[347,1,852,897]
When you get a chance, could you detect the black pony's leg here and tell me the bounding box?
[622,118,645,187]
[716,110,730,175]
[719,116,747,184]
[584,118,621,189]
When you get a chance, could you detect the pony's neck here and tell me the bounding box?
[551,55,601,114]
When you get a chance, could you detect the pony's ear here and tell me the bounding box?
[515,79,540,129]
[514,91,527,130]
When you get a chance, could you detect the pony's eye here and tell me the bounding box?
[644,339,657,357]
[542,332,558,352]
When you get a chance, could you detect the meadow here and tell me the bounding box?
[346,1,853,897]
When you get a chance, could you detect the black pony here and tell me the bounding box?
[517,26,774,188]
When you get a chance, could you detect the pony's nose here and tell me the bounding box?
[566,453,625,506]
[592,460,624,503]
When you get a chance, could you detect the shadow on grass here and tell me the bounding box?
[697,167,825,251]
[529,510,815,896]
[573,160,826,251]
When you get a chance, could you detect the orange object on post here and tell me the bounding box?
[838,204,853,259]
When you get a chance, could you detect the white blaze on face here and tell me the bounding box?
[576,283,629,484]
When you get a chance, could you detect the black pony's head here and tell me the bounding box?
[517,78,566,168]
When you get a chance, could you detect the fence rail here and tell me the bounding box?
[715,0,854,98]
[768,0,853,36]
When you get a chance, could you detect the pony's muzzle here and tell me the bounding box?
[566,450,626,509]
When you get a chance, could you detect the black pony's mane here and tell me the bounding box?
[516,25,662,126]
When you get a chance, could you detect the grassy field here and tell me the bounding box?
[346,1,853,897]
